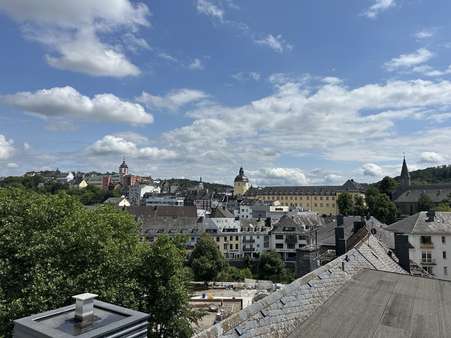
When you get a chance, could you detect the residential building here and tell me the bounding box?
[103,196,130,208]
[240,219,271,259]
[128,184,159,206]
[386,211,451,280]
[233,167,250,197]
[246,179,366,216]
[270,213,324,263]
[143,194,184,206]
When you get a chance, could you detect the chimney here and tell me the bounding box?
[335,215,346,257]
[426,210,436,222]
[73,293,98,322]
[394,233,410,273]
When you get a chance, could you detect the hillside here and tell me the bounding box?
[159,178,232,192]
[394,165,451,185]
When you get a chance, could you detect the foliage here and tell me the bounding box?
[365,186,398,224]
[417,193,433,211]
[353,195,368,217]
[337,193,354,216]
[0,175,121,205]
[216,266,253,282]
[378,176,399,196]
[435,202,451,212]
[0,187,195,338]
[188,235,226,282]
[135,236,201,338]
[402,165,451,185]
[257,251,292,283]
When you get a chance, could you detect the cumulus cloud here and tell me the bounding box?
[196,0,224,21]
[362,163,384,177]
[0,135,15,160]
[232,72,261,81]
[420,151,445,164]
[384,48,433,71]
[6,162,19,168]
[255,34,293,53]
[364,0,395,18]
[251,168,308,186]
[2,86,153,125]
[137,88,208,111]
[0,0,149,77]
[87,135,177,160]
[415,29,434,40]
[188,58,205,70]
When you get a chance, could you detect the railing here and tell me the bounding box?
[420,259,436,265]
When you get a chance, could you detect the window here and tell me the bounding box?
[229,244,233,250]
[422,251,432,263]
[275,234,284,240]
[425,266,434,275]
[287,243,295,249]
[442,236,446,244]
[216,237,220,242]
[420,236,432,245]
[223,243,227,250]
[275,243,284,249]
[235,244,239,250]
[224,237,228,242]
[235,236,239,241]
[444,267,448,276]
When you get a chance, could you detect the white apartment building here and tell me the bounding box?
[387,211,451,280]
[240,219,272,259]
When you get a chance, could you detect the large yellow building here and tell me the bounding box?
[246,179,366,216]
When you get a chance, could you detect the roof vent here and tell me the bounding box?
[73,293,98,322]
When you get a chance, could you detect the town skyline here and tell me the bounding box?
[2,1,451,185]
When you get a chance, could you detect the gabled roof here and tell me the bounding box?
[193,235,406,338]
[272,213,324,232]
[394,185,451,203]
[385,211,451,235]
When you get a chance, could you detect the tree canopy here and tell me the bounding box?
[188,235,226,282]
[417,193,433,211]
[0,187,197,337]
[337,192,354,216]
[257,251,293,283]
[365,186,398,224]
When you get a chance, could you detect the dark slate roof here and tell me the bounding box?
[193,236,406,338]
[246,179,367,196]
[210,207,235,218]
[272,213,324,233]
[234,167,249,183]
[394,184,451,203]
[385,211,451,235]
[288,270,451,338]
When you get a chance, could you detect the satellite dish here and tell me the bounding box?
[370,228,377,235]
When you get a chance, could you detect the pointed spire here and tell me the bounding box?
[400,155,411,188]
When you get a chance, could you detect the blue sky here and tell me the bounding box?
[1,0,451,185]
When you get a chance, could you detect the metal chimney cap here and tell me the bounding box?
[72,293,98,301]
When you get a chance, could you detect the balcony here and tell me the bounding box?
[242,238,256,243]
[420,243,434,249]
[420,259,436,265]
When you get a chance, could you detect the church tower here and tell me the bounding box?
[234,167,250,196]
[119,159,129,177]
[400,156,411,189]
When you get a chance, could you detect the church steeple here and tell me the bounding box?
[400,156,411,189]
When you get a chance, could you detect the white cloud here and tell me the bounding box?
[362,163,384,177]
[384,48,433,71]
[364,0,395,18]
[189,58,204,70]
[0,135,15,160]
[87,135,177,159]
[23,142,30,150]
[196,0,224,21]
[0,1,149,77]
[137,88,208,111]
[255,34,293,53]
[6,162,19,168]
[251,168,308,186]
[415,29,434,40]
[420,151,445,164]
[232,72,261,81]
[2,86,153,125]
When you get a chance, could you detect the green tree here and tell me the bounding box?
[257,251,292,283]
[366,186,398,224]
[337,192,354,216]
[353,195,367,217]
[188,235,226,283]
[435,202,451,211]
[0,188,195,338]
[216,266,253,282]
[378,176,399,196]
[418,193,433,211]
[135,236,201,338]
